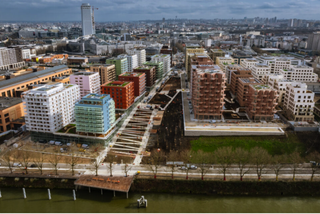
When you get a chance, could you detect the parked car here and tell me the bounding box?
[30,164,37,168]
[13,163,21,167]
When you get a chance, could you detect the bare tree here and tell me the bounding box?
[166,150,180,179]
[33,153,45,175]
[193,150,211,180]
[233,148,250,181]
[18,150,32,174]
[251,147,271,181]
[180,150,191,180]
[91,159,100,176]
[123,164,132,177]
[306,151,320,181]
[271,155,286,181]
[2,150,15,174]
[105,154,118,177]
[288,151,304,181]
[67,143,80,176]
[214,147,234,181]
[144,149,165,179]
[49,153,62,175]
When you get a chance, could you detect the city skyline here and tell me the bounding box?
[0,0,320,22]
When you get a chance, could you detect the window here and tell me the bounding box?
[4,113,9,117]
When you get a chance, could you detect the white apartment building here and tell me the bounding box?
[0,47,17,66]
[240,58,259,69]
[21,49,31,60]
[256,55,301,74]
[127,49,146,66]
[267,74,293,105]
[126,54,138,72]
[22,83,80,133]
[279,65,318,82]
[283,82,315,122]
[151,54,171,75]
[81,3,95,36]
[70,72,100,98]
[216,57,238,73]
[251,63,271,82]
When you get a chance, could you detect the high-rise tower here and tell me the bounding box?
[81,3,95,36]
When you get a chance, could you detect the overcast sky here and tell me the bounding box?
[0,0,319,22]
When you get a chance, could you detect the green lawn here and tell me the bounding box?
[190,134,305,156]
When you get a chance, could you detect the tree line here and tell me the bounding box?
[143,147,320,182]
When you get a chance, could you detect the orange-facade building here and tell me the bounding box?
[0,65,72,98]
[118,72,146,97]
[237,78,262,107]
[246,85,279,121]
[191,67,226,120]
[230,68,253,96]
[0,97,25,132]
[100,81,134,109]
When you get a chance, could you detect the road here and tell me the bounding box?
[0,163,318,180]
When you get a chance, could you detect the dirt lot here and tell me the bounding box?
[6,149,95,164]
[161,77,181,91]
[149,94,171,105]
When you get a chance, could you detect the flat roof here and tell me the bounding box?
[74,175,134,193]
[0,97,23,110]
[0,65,69,90]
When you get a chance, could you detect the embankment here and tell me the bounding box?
[130,179,320,196]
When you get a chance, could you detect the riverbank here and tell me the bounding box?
[131,179,320,196]
[2,175,320,196]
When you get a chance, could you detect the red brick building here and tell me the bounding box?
[100,81,134,109]
[246,84,278,121]
[230,68,253,96]
[118,72,146,97]
[191,67,226,120]
[133,66,156,87]
[237,78,262,107]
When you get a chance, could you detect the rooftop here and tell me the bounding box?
[120,72,144,77]
[0,65,69,90]
[72,72,96,76]
[103,81,130,87]
[0,97,23,110]
[252,84,271,90]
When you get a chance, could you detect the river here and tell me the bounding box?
[0,188,319,213]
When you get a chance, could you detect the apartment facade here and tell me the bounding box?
[143,61,164,79]
[256,55,301,74]
[0,65,72,98]
[230,68,253,96]
[100,81,134,109]
[0,47,25,70]
[0,97,24,132]
[151,54,171,76]
[185,46,205,80]
[67,56,88,66]
[246,85,278,121]
[279,65,318,82]
[118,72,146,96]
[251,63,271,82]
[240,58,259,69]
[267,74,293,105]
[22,83,80,133]
[70,72,100,97]
[191,68,226,120]
[225,64,244,84]
[127,48,146,66]
[209,49,225,64]
[126,54,138,72]
[106,57,128,77]
[75,94,115,134]
[90,64,116,85]
[237,78,262,107]
[283,82,315,122]
[133,66,156,87]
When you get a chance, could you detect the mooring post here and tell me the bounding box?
[73,190,76,201]
[48,189,51,200]
[22,188,26,199]
[101,189,103,195]
[89,187,91,193]
[113,191,115,197]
